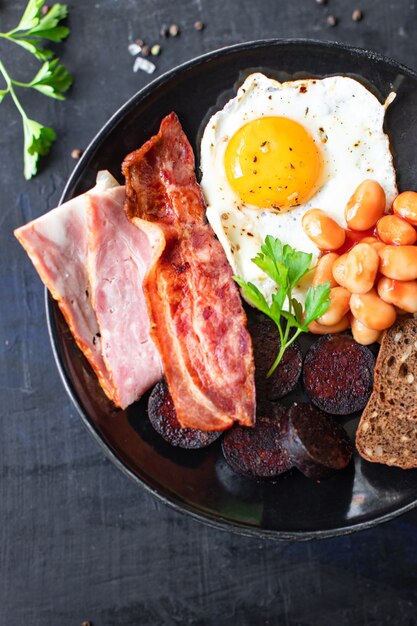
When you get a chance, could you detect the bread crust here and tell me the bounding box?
[356,316,417,469]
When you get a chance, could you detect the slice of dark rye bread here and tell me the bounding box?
[356,316,417,469]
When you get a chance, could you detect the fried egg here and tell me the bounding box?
[200,73,397,303]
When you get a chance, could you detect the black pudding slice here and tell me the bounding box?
[248,315,303,405]
[148,380,222,449]
[222,405,293,478]
[284,402,353,480]
[303,334,375,415]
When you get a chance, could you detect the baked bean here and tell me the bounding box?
[308,316,350,334]
[377,277,417,313]
[332,253,348,288]
[379,245,417,281]
[344,243,379,294]
[370,240,386,254]
[312,253,339,288]
[360,236,379,245]
[302,209,346,250]
[345,180,386,230]
[350,289,396,331]
[360,236,386,253]
[393,191,417,225]
[316,286,351,326]
[351,317,382,345]
[376,214,417,246]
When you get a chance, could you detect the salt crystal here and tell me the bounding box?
[133,57,156,74]
[128,43,142,56]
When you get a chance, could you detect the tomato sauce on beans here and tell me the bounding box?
[305,181,417,343]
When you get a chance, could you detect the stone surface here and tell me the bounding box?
[2,0,417,624]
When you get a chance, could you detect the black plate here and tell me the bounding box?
[46,40,417,540]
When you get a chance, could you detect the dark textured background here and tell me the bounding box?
[2,1,417,625]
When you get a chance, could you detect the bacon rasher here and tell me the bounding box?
[123,113,255,431]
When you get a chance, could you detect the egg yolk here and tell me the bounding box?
[224,116,323,210]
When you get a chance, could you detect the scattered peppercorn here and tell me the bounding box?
[71,148,83,160]
[141,44,150,57]
[327,15,337,26]
[81,622,92,626]
[151,44,161,56]
[316,0,327,5]
[160,26,169,37]
[169,24,180,37]
[194,20,205,31]
[41,4,50,15]
[135,38,145,47]
[352,9,363,21]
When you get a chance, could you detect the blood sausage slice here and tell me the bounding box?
[123,112,255,431]
[148,380,221,448]
[284,403,353,480]
[248,315,302,406]
[303,334,375,415]
[222,406,293,478]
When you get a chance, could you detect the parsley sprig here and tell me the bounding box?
[0,1,72,179]
[234,236,331,377]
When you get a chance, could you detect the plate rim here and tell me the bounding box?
[46,38,417,541]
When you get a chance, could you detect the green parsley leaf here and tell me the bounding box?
[291,297,304,326]
[28,4,69,38]
[303,282,332,328]
[253,236,288,286]
[253,251,288,288]
[270,287,286,320]
[0,1,72,178]
[287,249,313,290]
[28,58,72,99]
[23,118,56,179]
[233,277,272,319]
[10,3,69,58]
[15,0,44,32]
[234,236,332,377]
[9,36,53,60]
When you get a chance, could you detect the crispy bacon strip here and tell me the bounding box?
[123,112,255,431]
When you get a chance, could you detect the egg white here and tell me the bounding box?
[200,73,397,304]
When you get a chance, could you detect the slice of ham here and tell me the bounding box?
[123,112,256,431]
[15,172,163,409]
[86,185,163,409]
[14,176,114,399]
[14,176,116,401]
